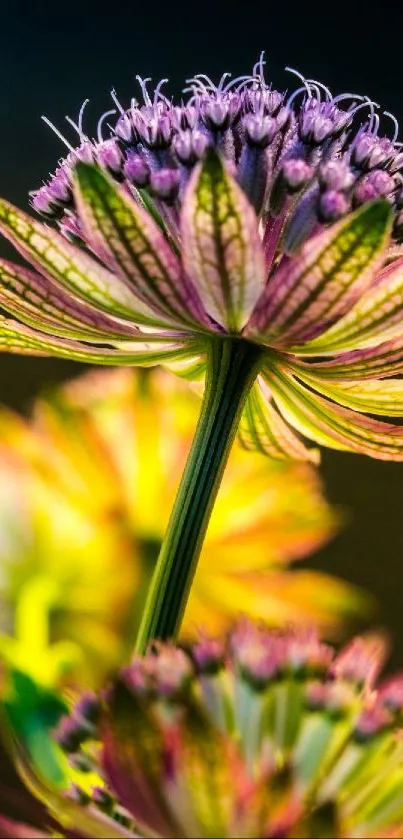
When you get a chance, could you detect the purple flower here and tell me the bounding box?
[0,60,402,460]
[7,622,403,838]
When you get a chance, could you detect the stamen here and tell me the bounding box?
[110,88,125,114]
[252,51,266,80]
[286,85,311,108]
[65,98,90,139]
[190,74,217,93]
[285,67,312,98]
[223,74,262,93]
[369,112,380,136]
[41,116,75,152]
[154,78,170,103]
[97,109,116,143]
[136,76,153,107]
[383,111,400,144]
[333,93,365,106]
[349,99,379,121]
[306,79,332,101]
[218,72,232,91]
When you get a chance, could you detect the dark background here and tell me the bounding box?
[1,0,402,662]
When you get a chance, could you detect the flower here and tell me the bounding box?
[0,60,401,460]
[0,366,362,688]
[7,621,403,838]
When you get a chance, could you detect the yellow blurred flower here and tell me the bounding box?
[0,368,365,687]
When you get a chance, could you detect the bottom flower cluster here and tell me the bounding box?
[5,622,403,838]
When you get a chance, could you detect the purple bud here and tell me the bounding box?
[368,138,395,169]
[30,186,60,218]
[282,159,313,192]
[242,114,278,148]
[353,133,377,167]
[172,105,198,131]
[47,173,71,203]
[354,706,391,742]
[92,787,114,813]
[74,692,101,724]
[201,98,232,131]
[123,152,150,187]
[299,105,334,145]
[318,190,351,222]
[331,636,386,689]
[96,139,123,174]
[56,716,90,753]
[378,675,403,712]
[244,88,284,117]
[149,168,180,201]
[354,170,394,205]
[192,638,225,674]
[319,160,355,192]
[115,112,137,144]
[137,112,173,149]
[173,129,210,165]
[67,785,91,806]
[74,141,95,164]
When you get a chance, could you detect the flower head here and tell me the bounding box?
[0,61,401,460]
[0,366,362,688]
[9,622,403,838]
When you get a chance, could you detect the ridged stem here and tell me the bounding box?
[135,337,263,652]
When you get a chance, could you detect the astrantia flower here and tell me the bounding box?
[0,367,362,689]
[0,60,402,462]
[8,622,403,838]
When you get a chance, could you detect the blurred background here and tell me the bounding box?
[0,0,402,663]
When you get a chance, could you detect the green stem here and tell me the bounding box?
[135,337,264,653]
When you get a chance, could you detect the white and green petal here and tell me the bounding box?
[0,199,175,330]
[239,378,319,462]
[181,150,267,332]
[0,258,141,341]
[265,363,403,460]
[248,201,392,348]
[0,316,202,367]
[281,370,403,417]
[294,336,403,380]
[74,164,208,330]
[291,256,403,355]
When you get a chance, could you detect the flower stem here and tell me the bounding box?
[135,337,264,652]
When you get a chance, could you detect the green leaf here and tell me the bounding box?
[181,149,266,331]
[2,668,67,787]
[9,735,135,838]
[74,164,205,328]
[248,201,392,347]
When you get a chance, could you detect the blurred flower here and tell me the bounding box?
[0,367,362,687]
[6,622,403,838]
[0,62,401,459]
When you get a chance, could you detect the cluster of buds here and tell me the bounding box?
[50,622,403,838]
[30,57,403,250]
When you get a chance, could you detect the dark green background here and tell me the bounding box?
[1,0,402,663]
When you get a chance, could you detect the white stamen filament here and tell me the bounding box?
[41,116,75,152]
